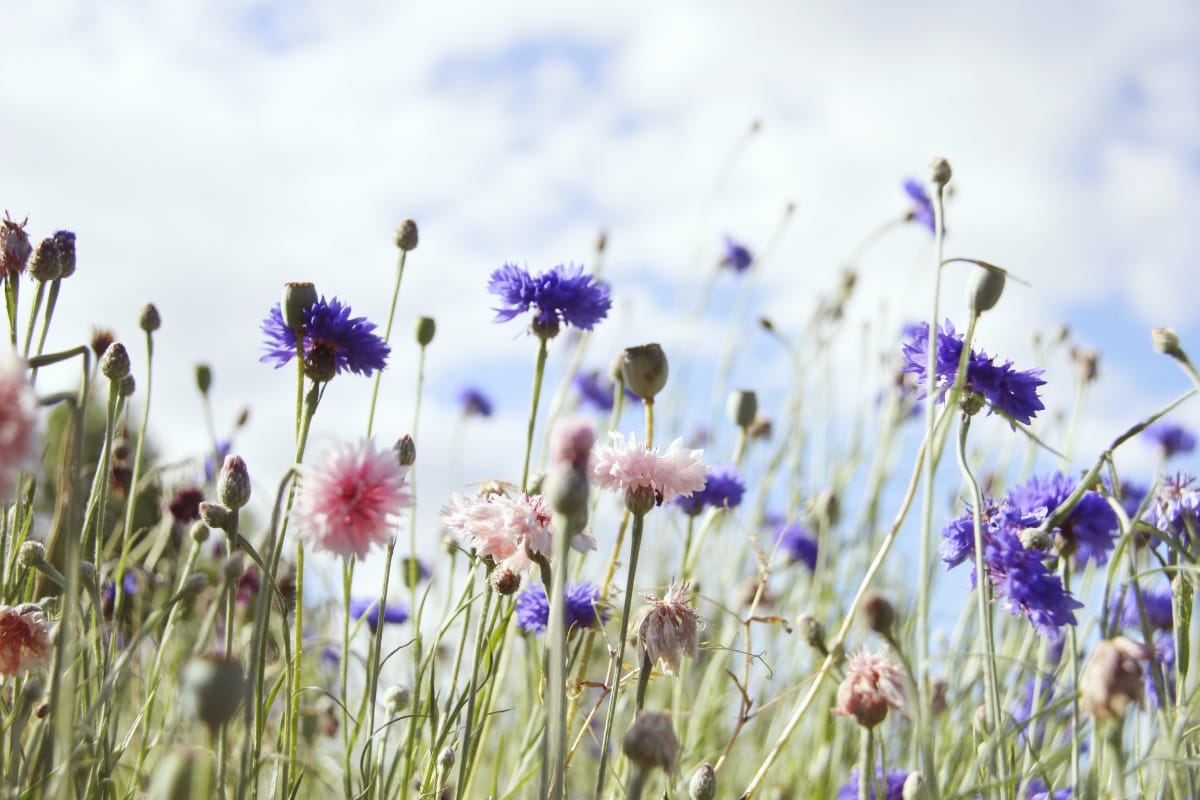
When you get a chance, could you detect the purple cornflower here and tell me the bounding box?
[349,598,409,631]
[487,263,611,334]
[1009,472,1118,567]
[459,387,494,418]
[260,296,390,378]
[515,582,607,635]
[772,517,818,571]
[901,320,1045,427]
[941,497,1082,637]
[719,235,753,273]
[1143,422,1197,459]
[674,466,745,516]
[903,178,935,234]
[574,370,620,412]
[837,766,910,800]
[1115,582,1173,632]
[1145,472,1200,546]
[1146,632,1176,707]
[203,440,232,483]
[1024,779,1073,800]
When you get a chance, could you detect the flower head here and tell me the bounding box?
[837,766,910,800]
[459,387,494,418]
[903,178,935,235]
[0,350,39,504]
[1114,582,1173,632]
[1,216,32,276]
[1145,472,1200,546]
[719,235,753,273]
[1144,422,1197,459]
[487,263,611,334]
[831,647,907,729]
[573,370,624,412]
[0,604,54,677]
[592,431,706,509]
[772,517,818,571]
[901,321,1045,427]
[515,582,607,634]
[349,597,409,631]
[674,466,744,515]
[168,486,205,525]
[440,490,596,575]
[637,582,703,676]
[260,296,390,379]
[1009,472,1117,567]
[291,439,411,560]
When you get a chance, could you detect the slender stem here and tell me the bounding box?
[1064,562,1080,793]
[521,336,550,493]
[366,248,409,437]
[593,511,645,800]
[20,281,45,359]
[455,585,494,799]
[859,727,873,800]
[542,504,577,799]
[112,328,155,623]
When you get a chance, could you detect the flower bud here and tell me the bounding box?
[929,158,952,187]
[688,763,717,800]
[625,485,657,516]
[221,554,245,585]
[1,216,32,275]
[622,711,679,772]
[966,264,1005,314]
[394,219,419,252]
[415,316,436,346]
[1019,527,1050,552]
[217,455,251,510]
[797,613,828,654]
[489,567,521,596]
[117,375,136,398]
[1080,636,1150,721]
[181,655,246,733]
[53,231,76,278]
[182,573,210,596]
[199,501,232,531]
[27,237,60,281]
[281,282,318,331]
[399,557,427,589]
[861,592,895,635]
[1152,328,1185,361]
[17,541,46,569]
[383,685,411,716]
[543,465,590,517]
[139,303,161,333]
[437,747,455,770]
[99,342,131,381]
[195,364,212,395]
[726,389,758,429]
[620,343,669,401]
[189,520,210,543]
[90,329,114,360]
[394,434,416,466]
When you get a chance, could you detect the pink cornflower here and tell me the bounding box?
[637,581,703,676]
[0,349,39,505]
[831,647,908,729]
[591,432,706,508]
[291,439,411,560]
[549,416,595,470]
[0,604,54,678]
[441,490,596,574]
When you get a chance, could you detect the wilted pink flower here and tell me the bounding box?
[831,648,908,729]
[291,439,411,560]
[441,490,596,574]
[637,581,703,676]
[1,350,40,505]
[591,432,706,505]
[550,416,595,470]
[0,604,54,677]
[1080,636,1151,721]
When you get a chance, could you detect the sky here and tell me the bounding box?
[4,0,1200,594]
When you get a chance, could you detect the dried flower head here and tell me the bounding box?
[0,604,54,677]
[622,711,679,772]
[637,581,703,676]
[1080,636,1150,721]
[831,648,907,729]
[1,215,32,276]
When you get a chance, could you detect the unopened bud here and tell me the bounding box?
[929,158,952,187]
[221,554,245,585]
[797,614,827,654]
[53,231,76,278]
[620,343,669,401]
[195,364,212,395]
[394,434,416,466]
[27,237,60,281]
[622,711,678,772]
[383,685,411,716]
[217,456,251,510]
[861,592,895,635]
[437,747,455,770]
[966,264,1005,314]
[489,567,521,596]
[394,219,419,252]
[182,573,210,596]
[199,502,232,531]
[181,655,246,732]
[726,389,758,429]
[688,762,717,800]
[1152,328,1185,361]
[544,465,590,517]
[117,375,136,398]
[17,541,46,569]
[138,303,161,333]
[281,282,318,331]
[100,342,131,381]
[189,520,210,543]
[415,316,436,346]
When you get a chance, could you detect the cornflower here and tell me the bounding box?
[903,178,935,234]
[515,582,606,635]
[459,387,494,418]
[1009,472,1117,567]
[260,295,390,379]
[719,235,753,272]
[0,604,54,677]
[1143,422,1196,459]
[440,490,596,575]
[348,598,410,631]
[592,431,706,512]
[487,262,611,336]
[674,466,744,516]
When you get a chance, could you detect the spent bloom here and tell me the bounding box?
[836,766,910,800]
[1143,422,1196,459]
[592,431,706,508]
[459,387,494,418]
[487,262,611,334]
[260,296,390,379]
[1080,636,1150,721]
[0,604,54,678]
[0,349,40,505]
[1008,472,1118,567]
[674,466,745,516]
[903,178,935,234]
[637,581,703,676]
[901,320,1045,427]
[514,582,607,635]
[440,491,596,575]
[291,439,411,560]
[719,235,753,273]
[831,647,907,729]
[349,598,410,631]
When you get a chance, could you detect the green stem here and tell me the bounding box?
[859,727,873,800]
[542,502,578,800]
[521,337,550,493]
[455,585,494,800]
[366,248,409,437]
[112,328,155,624]
[20,281,45,359]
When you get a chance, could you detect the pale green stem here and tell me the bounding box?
[366,247,409,437]
[859,727,873,800]
[112,327,155,624]
[521,336,550,493]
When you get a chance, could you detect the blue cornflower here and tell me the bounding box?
[837,766,910,800]
[719,235,753,273]
[1011,674,1058,748]
[772,517,818,571]
[487,263,611,335]
[349,597,409,631]
[1024,779,1073,800]
[260,296,390,378]
[102,572,140,610]
[459,387,494,418]
[903,178,935,234]
[901,320,1045,427]
[1145,472,1200,546]
[1009,472,1118,567]
[1143,422,1197,459]
[1115,582,1173,632]
[675,467,745,516]
[573,370,626,412]
[515,582,607,635]
[1146,632,1177,707]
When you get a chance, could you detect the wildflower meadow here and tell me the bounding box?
[3,152,1200,800]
